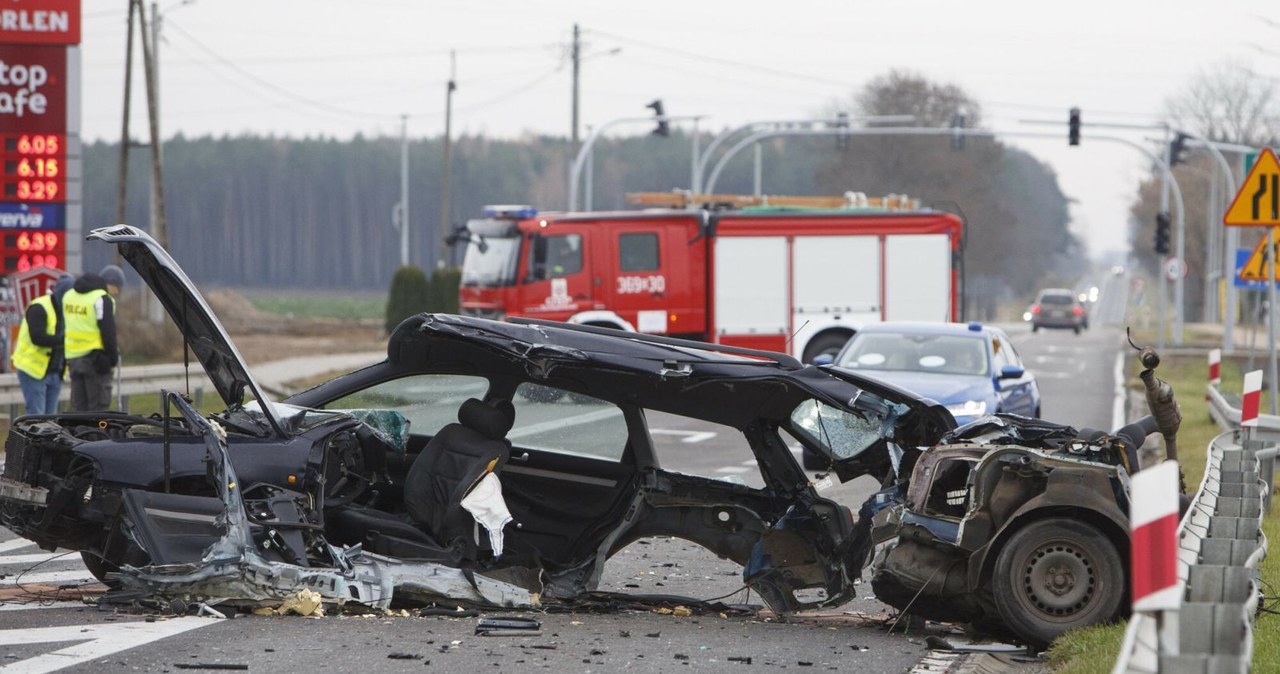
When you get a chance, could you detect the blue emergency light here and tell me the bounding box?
[483,205,537,220]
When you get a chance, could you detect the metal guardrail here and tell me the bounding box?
[0,364,209,420]
[1113,385,1272,673]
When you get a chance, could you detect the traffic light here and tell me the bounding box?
[1154,211,1171,255]
[951,112,966,150]
[1169,132,1189,167]
[835,111,849,150]
[1068,107,1080,146]
[646,99,669,137]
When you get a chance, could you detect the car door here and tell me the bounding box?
[992,333,1037,416]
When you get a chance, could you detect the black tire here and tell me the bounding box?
[802,333,851,364]
[991,517,1124,647]
[81,524,150,586]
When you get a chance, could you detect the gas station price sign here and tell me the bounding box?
[0,226,62,272]
[1,132,63,202]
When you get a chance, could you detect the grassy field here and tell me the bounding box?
[1044,351,1279,672]
[239,290,386,321]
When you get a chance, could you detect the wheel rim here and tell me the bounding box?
[1017,541,1096,619]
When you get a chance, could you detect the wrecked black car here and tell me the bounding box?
[0,225,1177,647]
[0,225,955,615]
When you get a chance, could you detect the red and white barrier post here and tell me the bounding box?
[1208,349,1221,394]
[1130,459,1182,654]
[1242,370,1263,437]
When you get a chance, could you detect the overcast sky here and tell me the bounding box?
[80,0,1280,259]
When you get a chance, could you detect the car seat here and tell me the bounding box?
[403,398,515,552]
[326,398,515,562]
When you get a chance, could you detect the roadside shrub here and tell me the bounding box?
[427,267,461,314]
[385,266,431,333]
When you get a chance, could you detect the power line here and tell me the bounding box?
[588,28,854,88]
[164,21,404,121]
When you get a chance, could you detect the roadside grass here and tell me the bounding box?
[1045,351,1279,672]
[240,291,386,321]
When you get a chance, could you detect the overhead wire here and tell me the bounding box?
[164,20,404,122]
[161,19,566,126]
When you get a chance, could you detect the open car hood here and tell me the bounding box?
[87,225,287,437]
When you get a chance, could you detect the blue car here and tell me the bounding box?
[825,322,1041,427]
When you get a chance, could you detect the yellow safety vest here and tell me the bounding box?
[11,295,57,379]
[62,288,110,359]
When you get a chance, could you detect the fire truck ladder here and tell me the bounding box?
[625,191,921,211]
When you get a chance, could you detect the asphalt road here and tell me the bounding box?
[0,321,1127,673]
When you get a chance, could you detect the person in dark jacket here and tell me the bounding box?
[63,265,123,411]
[11,273,75,414]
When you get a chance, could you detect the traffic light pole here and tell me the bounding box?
[1160,131,1172,350]
[567,114,704,212]
[1270,227,1279,414]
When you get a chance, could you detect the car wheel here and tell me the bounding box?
[991,517,1124,647]
[81,526,150,587]
[801,333,850,364]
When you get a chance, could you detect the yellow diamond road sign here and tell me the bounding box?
[1239,228,1280,282]
[1225,148,1280,227]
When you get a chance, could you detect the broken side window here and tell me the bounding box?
[788,398,885,462]
[509,384,628,461]
[317,374,489,436]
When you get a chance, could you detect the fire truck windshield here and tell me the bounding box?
[461,233,521,287]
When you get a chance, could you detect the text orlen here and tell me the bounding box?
[0,61,48,118]
[1,11,70,35]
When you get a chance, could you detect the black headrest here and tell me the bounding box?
[457,398,515,440]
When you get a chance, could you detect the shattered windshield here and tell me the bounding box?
[788,397,894,461]
[461,233,521,287]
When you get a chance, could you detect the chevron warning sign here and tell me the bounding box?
[1225,148,1280,227]
[1238,228,1280,282]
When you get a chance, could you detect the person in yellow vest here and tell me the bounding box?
[63,265,124,412]
[11,273,75,415]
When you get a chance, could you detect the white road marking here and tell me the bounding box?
[0,570,98,586]
[0,552,80,567]
[0,538,37,554]
[0,617,215,673]
[0,601,85,612]
[650,429,717,443]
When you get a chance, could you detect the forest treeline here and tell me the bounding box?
[81,75,1082,318]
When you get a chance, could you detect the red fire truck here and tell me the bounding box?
[457,192,964,363]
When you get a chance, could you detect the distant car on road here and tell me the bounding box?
[1029,288,1087,334]
[826,322,1040,427]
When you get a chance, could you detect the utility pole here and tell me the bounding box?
[571,24,580,153]
[150,2,161,249]
[135,0,168,253]
[114,0,137,267]
[439,51,456,269]
[398,115,409,267]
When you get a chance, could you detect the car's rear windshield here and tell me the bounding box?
[1039,294,1074,305]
